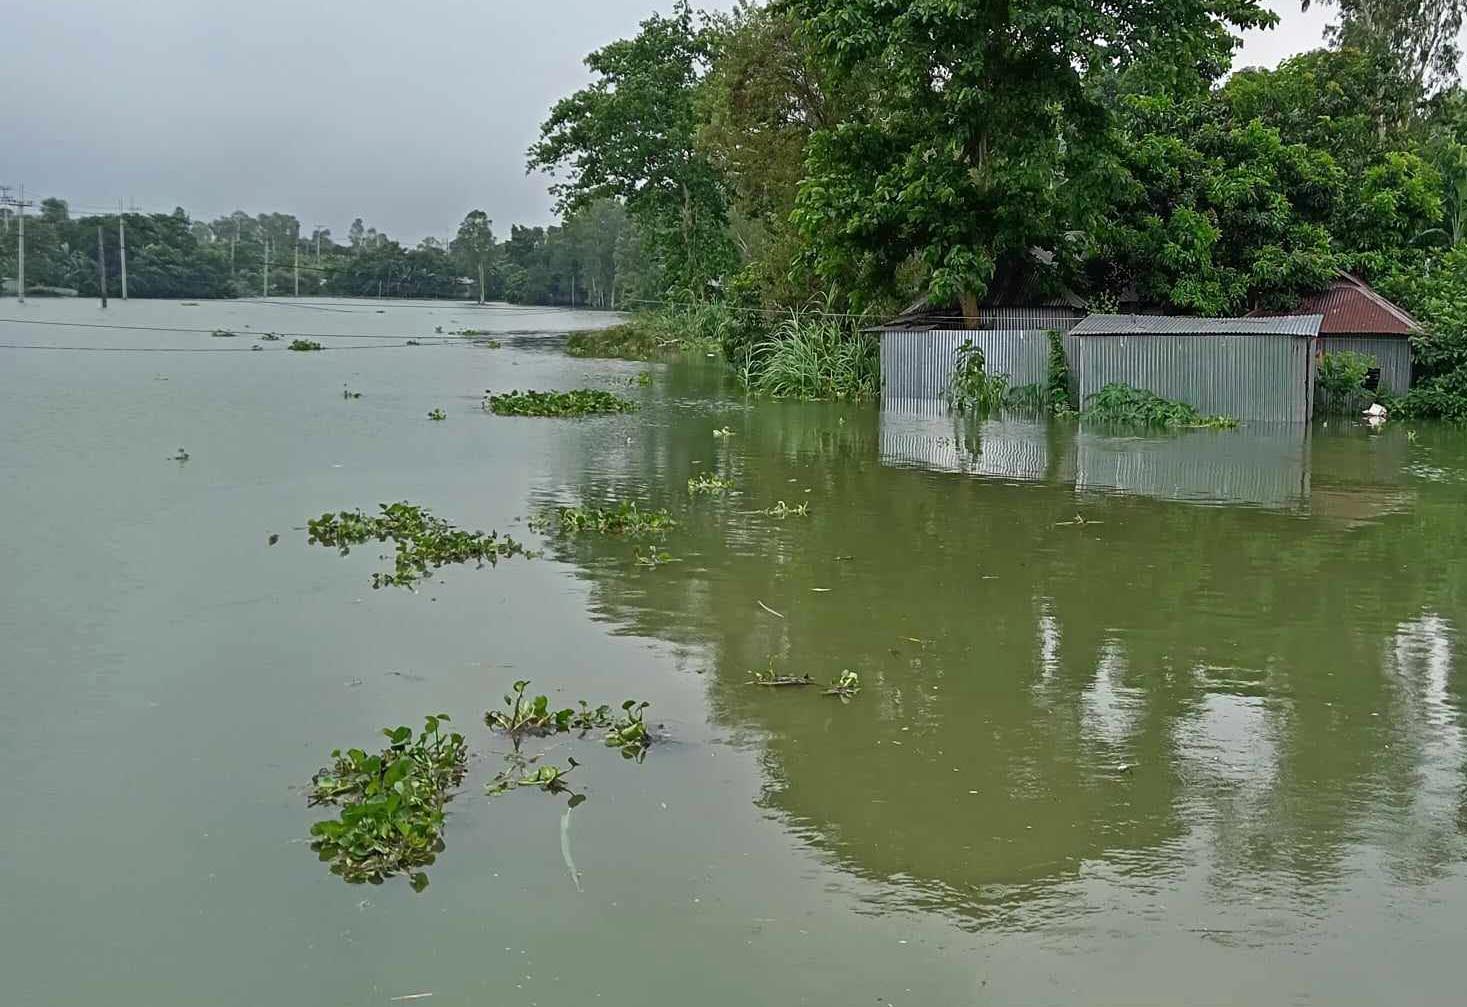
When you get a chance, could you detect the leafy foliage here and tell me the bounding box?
[485,389,638,417]
[537,501,677,536]
[947,341,1009,414]
[486,680,612,739]
[307,502,528,588]
[288,339,322,352]
[746,308,880,400]
[687,472,734,494]
[1084,383,1239,428]
[307,715,467,889]
[1316,349,1378,406]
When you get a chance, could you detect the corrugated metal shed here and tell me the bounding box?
[1071,314,1322,423]
[1070,314,1324,336]
[1250,273,1419,335]
[881,328,1062,401]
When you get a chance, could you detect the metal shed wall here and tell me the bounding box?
[1073,334,1313,423]
[1316,335,1412,412]
[881,329,1059,402]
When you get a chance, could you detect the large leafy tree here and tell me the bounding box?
[451,210,496,304]
[529,1,734,295]
[787,0,1276,323]
[1301,0,1466,96]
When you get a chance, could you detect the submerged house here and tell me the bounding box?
[1069,314,1324,423]
[1249,272,1419,400]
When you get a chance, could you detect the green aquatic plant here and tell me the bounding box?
[486,755,585,808]
[541,501,677,537]
[712,426,735,437]
[947,340,1009,413]
[760,500,809,518]
[306,714,467,889]
[687,472,734,494]
[605,701,652,761]
[485,680,612,739]
[633,548,679,568]
[258,333,281,341]
[1004,382,1049,412]
[748,664,814,687]
[1083,383,1237,429]
[211,328,236,338]
[485,389,638,417]
[405,339,423,346]
[306,502,528,588]
[288,338,323,352]
[824,670,861,701]
[342,387,362,399]
[427,408,447,421]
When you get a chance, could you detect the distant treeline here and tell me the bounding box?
[0,197,651,307]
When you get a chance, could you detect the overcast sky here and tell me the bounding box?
[3,1,1339,241]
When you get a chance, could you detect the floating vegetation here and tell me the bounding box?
[712,426,735,437]
[435,326,444,334]
[342,386,362,399]
[633,548,679,568]
[1055,513,1103,527]
[486,680,611,739]
[687,472,733,494]
[748,665,814,687]
[306,502,527,588]
[1083,383,1237,429]
[476,339,503,349]
[306,715,467,889]
[485,389,638,417]
[535,501,677,537]
[486,755,585,808]
[180,301,199,306]
[565,322,715,360]
[427,408,447,421]
[605,701,652,761]
[289,338,324,352]
[405,339,422,346]
[457,328,495,336]
[170,447,190,462]
[635,371,653,386]
[211,328,236,338]
[258,332,281,342]
[824,670,861,701]
[760,500,809,518]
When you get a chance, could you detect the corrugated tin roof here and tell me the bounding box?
[1248,273,1419,335]
[1071,313,1323,337]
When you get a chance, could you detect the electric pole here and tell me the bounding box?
[0,185,10,236]
[315,223,325,264]
[97,225,108,308]
[118,201,129,300]
[262,238,270,297]
[294,244,300,297]
[16,184,29,304]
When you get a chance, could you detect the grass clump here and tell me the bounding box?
[1083,383,1237,429]
[535,501,676,536]
[746,309,880,400]
[687,472,734,494]
[307,715,467,890]
[427,408,447,421]
[947,340,1009,413]
[288,338,323,352]
[760,500,809,518]
[307,501,527,588]
[485,388,637,417]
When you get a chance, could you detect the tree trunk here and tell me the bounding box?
[478,262,485,305]
[959,291,981,329]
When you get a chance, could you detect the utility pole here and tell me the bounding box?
[97,225,108,308]
[262,238,270,297]
[231,218,239,279]
[294,244,300,297]
[315,224,325,264]
[17,184,29,303]
[0,185,10,236]
[118,201,129,300]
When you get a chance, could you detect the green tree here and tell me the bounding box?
[1301,0,1465,96]
[787,0,1277,323]
[451,210,496,304]
[529,0,734,294]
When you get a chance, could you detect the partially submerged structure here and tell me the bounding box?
[1069,314,1323,423]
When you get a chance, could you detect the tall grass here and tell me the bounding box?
[946,340,1010,413]
[746,309,881,400]
[567,299,753,360]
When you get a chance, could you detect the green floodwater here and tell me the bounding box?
[2,297,1466,1006]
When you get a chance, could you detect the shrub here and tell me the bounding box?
[946,340,1009,413]
[1047,330,1073,412]
[1316,349,1377,410]
[1084,383,1238,428]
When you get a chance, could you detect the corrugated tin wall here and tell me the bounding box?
[881,329,1059,401]
[1074,334,1312,423]
[1316,336,1411,412]
[1074,426,1310,510]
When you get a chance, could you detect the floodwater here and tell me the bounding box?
[2,297,1466,1006]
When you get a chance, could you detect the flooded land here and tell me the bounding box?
[3,297,1466,1006]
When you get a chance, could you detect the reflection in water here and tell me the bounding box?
[537,362,1467,949]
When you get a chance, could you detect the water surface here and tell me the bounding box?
[2,297,1465,1005]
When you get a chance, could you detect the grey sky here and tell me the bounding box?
[4,1,1338,242]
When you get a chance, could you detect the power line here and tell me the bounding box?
[0,341,454,353]
[0,317,465,340]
